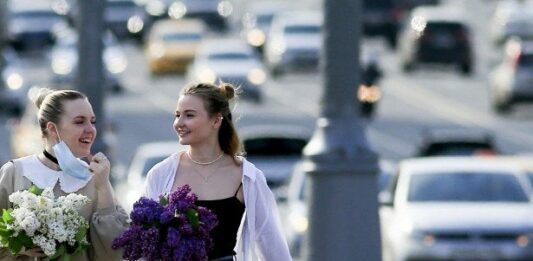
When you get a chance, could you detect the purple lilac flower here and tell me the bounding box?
[113,185,218,261]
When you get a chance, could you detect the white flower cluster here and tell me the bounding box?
[4,188,90,256]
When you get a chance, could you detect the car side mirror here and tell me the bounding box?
[378,191,393,207]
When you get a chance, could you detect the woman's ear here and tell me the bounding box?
[46,122,58,139]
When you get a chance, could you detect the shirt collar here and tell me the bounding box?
[23,155,92,193]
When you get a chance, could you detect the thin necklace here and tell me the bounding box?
[186,151,224,165]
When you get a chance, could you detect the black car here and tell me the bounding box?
[399,6,473,75]
[8,2,67,53]
[416,128,499,157]
[362,0,405,49]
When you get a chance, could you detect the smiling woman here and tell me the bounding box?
[0,87,128,261]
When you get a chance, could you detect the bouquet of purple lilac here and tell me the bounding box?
[112,185,218,261]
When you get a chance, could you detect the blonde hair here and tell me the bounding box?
[181,82,243,160]
[29,87,87,137]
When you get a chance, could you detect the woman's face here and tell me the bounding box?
[174,95,219,146]
[54,98,97,157]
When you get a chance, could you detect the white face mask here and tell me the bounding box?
[52,126,92,181]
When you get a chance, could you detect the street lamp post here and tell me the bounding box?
[302,0,382,260]
[76,0,107,154]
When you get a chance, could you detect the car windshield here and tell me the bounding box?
[107,1,136,9]
[425,22,465,34]
[141,156,168,177]
[408,172,529,202]
[208,52,251,60]
[519,54,533,66]
[423,142,493,156]
[244,137,307,156]
[285,25,320,34]
[14,10,61,21]
[162,33,202,42]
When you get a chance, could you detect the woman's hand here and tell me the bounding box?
[19,247,46,258]
[88,152,111,190]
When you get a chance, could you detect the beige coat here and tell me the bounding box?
[0,158,128,261]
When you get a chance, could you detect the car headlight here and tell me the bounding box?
[198,68,216,84]
[247,68,266,85]
[6,73,24,90]
[145,0,166,16]
[52,58,74,75]
[148,42,166,59]
[106,56,128,74]
[271,40,286,56]
[168,1,187,19]
[289,212,308,233]
[247,29,266,47]
[217,1,233,17]
[127,15,144,34]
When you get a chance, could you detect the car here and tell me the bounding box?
[361,0,405,48]
[264,11,322,77]
[240,2,288,54]
[283,158,397,257]
[115,140,187,212]
[145,18,205,74]
[49,28,127,93]
[145,0,233,31]
[490,0,533,45]
[7,0,68,54]
[415,128,499,157]
[489,38,533,113]
[379,157,533,261]
[398,6,473,75]
[186,38,266,103]
[239,124,312,198]
[104,0,150,42]
[0,47,28,117]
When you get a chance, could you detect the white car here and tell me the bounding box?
[489,38,533,113]
[187,38,266,103]
[50,28,127,93]
[490,0,533,45]
[380,157,533,261]
[116,141,187,212]
[283,159,397,257]
[264,11,322,76]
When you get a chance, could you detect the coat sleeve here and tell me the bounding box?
[253,170,292,261]
[89,205,129,260]
[0,162,22,261]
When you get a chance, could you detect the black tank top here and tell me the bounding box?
[197,183,245,260]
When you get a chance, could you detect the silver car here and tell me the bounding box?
[264,11,322,77]
[490,38,533,113]
[380,157,533,261]
[490,0,533,45]
[187,38,266,103]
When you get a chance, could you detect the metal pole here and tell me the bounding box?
[303,0,381,260]
[76,0,107,155]
[0,0,8,48]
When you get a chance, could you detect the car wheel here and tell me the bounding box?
[402,61,414,72]
[460,63,472,75]
[271,66,283,78]
[493,99,511,114]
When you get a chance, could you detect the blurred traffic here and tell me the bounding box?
[2,0,533,260]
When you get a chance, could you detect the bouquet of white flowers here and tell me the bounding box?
[0,185,90,260]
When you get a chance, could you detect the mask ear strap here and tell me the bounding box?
[51,123,62,143]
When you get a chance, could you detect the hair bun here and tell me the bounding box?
[29,87,54,109]
[219,83,235,100]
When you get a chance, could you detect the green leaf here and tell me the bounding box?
[45,243,65,260]
[159,194,168,206]
[74,226,88,242]
[28,185,44,195]
[2,209,13,224]
[186,209,200,230]
[15,232,32,247]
